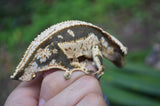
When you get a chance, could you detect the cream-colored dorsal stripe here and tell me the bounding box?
[11,20,127,78]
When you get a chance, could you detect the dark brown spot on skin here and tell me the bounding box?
[74,48,76,51]
[69,47,72,50]
[86,47,89,50]
[65,48,68,51]
[80,44,83,49]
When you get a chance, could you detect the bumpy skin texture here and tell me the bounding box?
[11,20,127,81]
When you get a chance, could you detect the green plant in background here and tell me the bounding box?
[0,0,160,105]
[101,49,160,105]
[101,51,160,105]
[1,0,156,50]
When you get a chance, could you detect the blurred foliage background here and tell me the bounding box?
[0,0,160,105]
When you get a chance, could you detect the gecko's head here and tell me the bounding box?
[101,45,126,68]
[100,36,127,68]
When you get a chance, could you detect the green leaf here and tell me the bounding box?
[101,84,160,106]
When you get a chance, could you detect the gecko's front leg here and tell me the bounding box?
[92,45,104,80]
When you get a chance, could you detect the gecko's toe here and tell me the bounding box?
[64,71,71,80]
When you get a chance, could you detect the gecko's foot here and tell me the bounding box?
[64,71,72,80]
[95,72,104,80]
